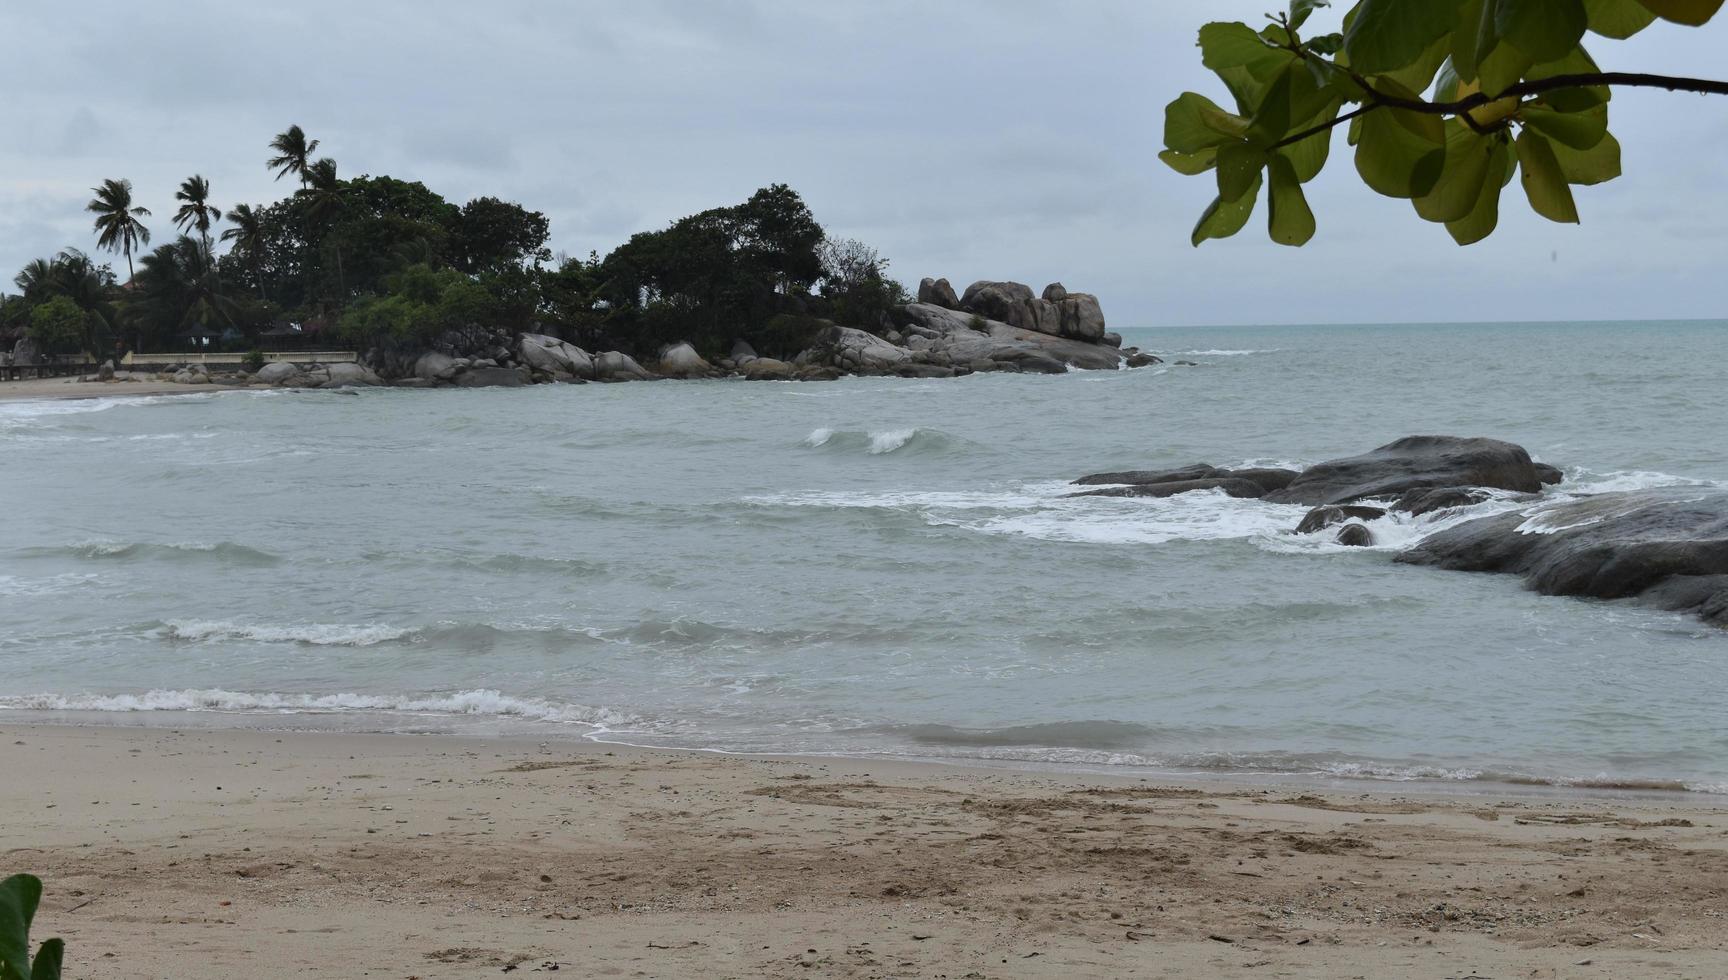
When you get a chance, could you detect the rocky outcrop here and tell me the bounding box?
[1262,436,1544,506]
[255,362,300,385]
[1397,488,1728,627]
[1071,477,1271,500]
[1070,464,1299,499]
[917,278,961,310]
[741,357,795,380]
[414,351,459,382]
[1295,504,1388,534]
[595,351,656,382]
[1336,523,1375,547]
[519,334,595,382]
[454,365,529,387]
[658,342,715,379]
[957,281,1107,342]
[797,324,914,375]
[897,303,1121,372]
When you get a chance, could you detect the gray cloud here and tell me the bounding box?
[0,0,1721,325]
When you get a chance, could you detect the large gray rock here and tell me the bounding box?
[658,341,713,379]
[1069,477,1271,500]
[1396,488,1728,628]
[97,360,115,381]
[730,339,759,365]
[899,303,1122,371]
[414,351,459,382]
[957,281,1107,341]
[322,362,384,387]
[254,362,301,385]
[1296,504,1388,535]
[800,324,913,374]
[1263,436,1544,506]
[11,338,42,366]
[741,357,795,380]
[518,334,595,381]
[594,351,656,382]
[917,277,962,309]
[1072,464,1297,495]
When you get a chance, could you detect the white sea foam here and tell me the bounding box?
[157,620,415,647]
[869,428,919,454]
[0,688,639,730]
[0,573,99,597]
[1164,349,1282,357]
[803,427,835,447]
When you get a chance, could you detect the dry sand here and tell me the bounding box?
[3,725,1724,978]
[0,377,250,401]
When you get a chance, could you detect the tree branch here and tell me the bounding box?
[1271,71,1728,149]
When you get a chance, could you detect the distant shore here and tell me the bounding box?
[6,722,1725,979]
[0,377,252,402]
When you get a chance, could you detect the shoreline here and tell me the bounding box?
[5,711,1723,804]
[6,722,1725,978]
[0,377,254,402]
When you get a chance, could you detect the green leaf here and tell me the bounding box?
[1159,147,1220,175]
[1354,81,1447,198]
[1267,155,1317,245]
[1191,173,1264,246]
[1452,0,1491,80]
[1344,0,1466,74]
[1433,58,1464,102]
[1446,138,1512,243]
[1383,34,1454,93]
[1199,22,1283,72]
[1307,32,1346,54]
[1635,0,1725,24]
[1247,69,1296,147]
[1495,0,1589,61]
[1476,33,1535,93]
[1,875,43,980]
[1584,0,1659,36]
[1289,0,1331,30]
[1164,92,1251,153]
[1216,144,1268,202]
[1415,124,1497,222]
[1282,98,1343,181]
[1526,46,1611,110]
[1551,131,1622,183]
[28,939,60,980]
[1522,103,1608,149]
[1515,129,1580,222]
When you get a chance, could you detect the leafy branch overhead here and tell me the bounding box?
[1162,0,1726,246]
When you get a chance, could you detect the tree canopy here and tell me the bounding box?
[1162,0,1726,246]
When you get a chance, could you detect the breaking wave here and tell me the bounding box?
[18,541,283,566]
[801,427,966,456]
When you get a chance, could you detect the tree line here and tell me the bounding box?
[1,125,906,361]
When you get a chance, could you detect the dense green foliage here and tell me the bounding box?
[1163,0,1725,245]
[1,124,904,361]
[0,874,63,980]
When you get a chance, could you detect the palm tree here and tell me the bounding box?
[86,178,152,282]
[220,203,270,300]
[13,258,56,299]
[173,175,222,249]
[299,158,348,298]
[125,237,240,351]
[267,125,321,187]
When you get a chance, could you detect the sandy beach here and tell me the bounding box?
[0,378,251,401]
[2,724,1723,978]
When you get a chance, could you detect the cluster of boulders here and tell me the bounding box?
[1072,436,1554,547]
[148,277,1157,390]
[1072,434,1728,629]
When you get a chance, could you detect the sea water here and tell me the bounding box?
[3,321,1726,792]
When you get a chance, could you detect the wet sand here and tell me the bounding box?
[3,724,1724,978]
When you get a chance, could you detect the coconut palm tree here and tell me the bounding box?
[267,124,321,187]
[220,203,270,299]
[125,237,240,350]
[173,175,222,249]
[299,158,348,298]
[86,178,152,282]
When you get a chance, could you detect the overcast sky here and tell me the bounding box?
[3,1,1723,326]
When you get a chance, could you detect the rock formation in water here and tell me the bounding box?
[1397,488,1728,627]
[166,276,1156,390]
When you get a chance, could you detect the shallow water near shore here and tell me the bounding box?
[4,320,1728,792]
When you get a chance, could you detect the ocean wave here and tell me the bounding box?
[801,427,963,456]
[0,573,100,597]
[157,620,417,647]
[18,540,283,566]
[0,688,640,731]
